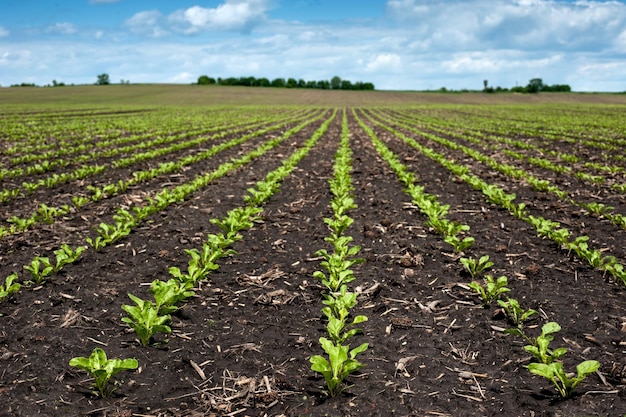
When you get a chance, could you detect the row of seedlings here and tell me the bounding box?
[310,110,368,397]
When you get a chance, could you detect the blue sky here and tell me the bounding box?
[1,0,626,91]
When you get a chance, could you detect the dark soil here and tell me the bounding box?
[1,107,625,417]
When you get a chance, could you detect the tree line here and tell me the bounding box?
[197,75,375,91]
[483,78,571,93]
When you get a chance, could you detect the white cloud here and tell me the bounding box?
[46,23,77,35]
[170,72,195,83]
[385,0,626,51]
[0,26,9,37]
[168,0,270,33]
[365,53,402,73]
[442,51,562,74]
[124,10,168,37]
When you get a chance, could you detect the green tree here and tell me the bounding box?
[197,75,215,85]
[526,78,543,93]
[331,75,342,89]
[270,78,286,87]
[96,73,110,85]
[286,78,298,88]
[340,80,353,90]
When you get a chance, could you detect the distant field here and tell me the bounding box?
[2,83,626,107]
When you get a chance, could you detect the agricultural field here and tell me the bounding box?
[1,87,626,416]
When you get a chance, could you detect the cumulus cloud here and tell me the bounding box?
[124,1,270,37]
[168,0,270,33]
[46,22,78,35]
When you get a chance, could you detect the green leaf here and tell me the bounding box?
[577,360,600,378]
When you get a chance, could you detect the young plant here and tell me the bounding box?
[86,236,107,251]
[325,314,368,345]
[53,244,86,273]
[121,294,171,346]
[23,257,54,285]
[497,297,537,328]
[0,273,20,302]
[150,279,195,314]
[468,275,510,306]
[313,250,362,292]
[444,233,475,253]
[524,322,567,365]
[527,360,600,398]
[460,255,494,278]
[69,347,138,397]
[310,337,368,397]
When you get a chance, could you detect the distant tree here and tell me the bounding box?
[258,77,270,87]
[331,75,342,90]
[96,73,110,85]
[52,79,65,87]
[286,77,298,88]
[340,80,352,90]
[297,78,306,88]
[317,80,331,89]
[542,83,571,92]
[270,78,286,87]
[306,80,317,89]
[526,78,543,93]
[483,80,488,90]
[197,75,215,85]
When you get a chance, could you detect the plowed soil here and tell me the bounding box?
[1,107,625,417]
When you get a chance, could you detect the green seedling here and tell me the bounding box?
[497,297,537,328]
[0,273,20,302]
[7,215,36,231]
[86,236,107,251]
[324,215,354,236]
[444,234,475,253]
[150,279,195,314]
[313,250,363,292]
[468,275,510,306]
[53,244,86,273]
[524,322,567,365]
[210,206,262,239]
[528,360,600,398]
[121,293,171,346]
[72,195,91,208]
[325,234,362,259]
[23,257,54,285]
[460,255,494,278]
[69,347,138,397]
[321,285,358,321]
[582,202,613,217]
[35,203,58,224]
[325,314,368,345]
[510,202,528,219]
[310,337,368,397]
